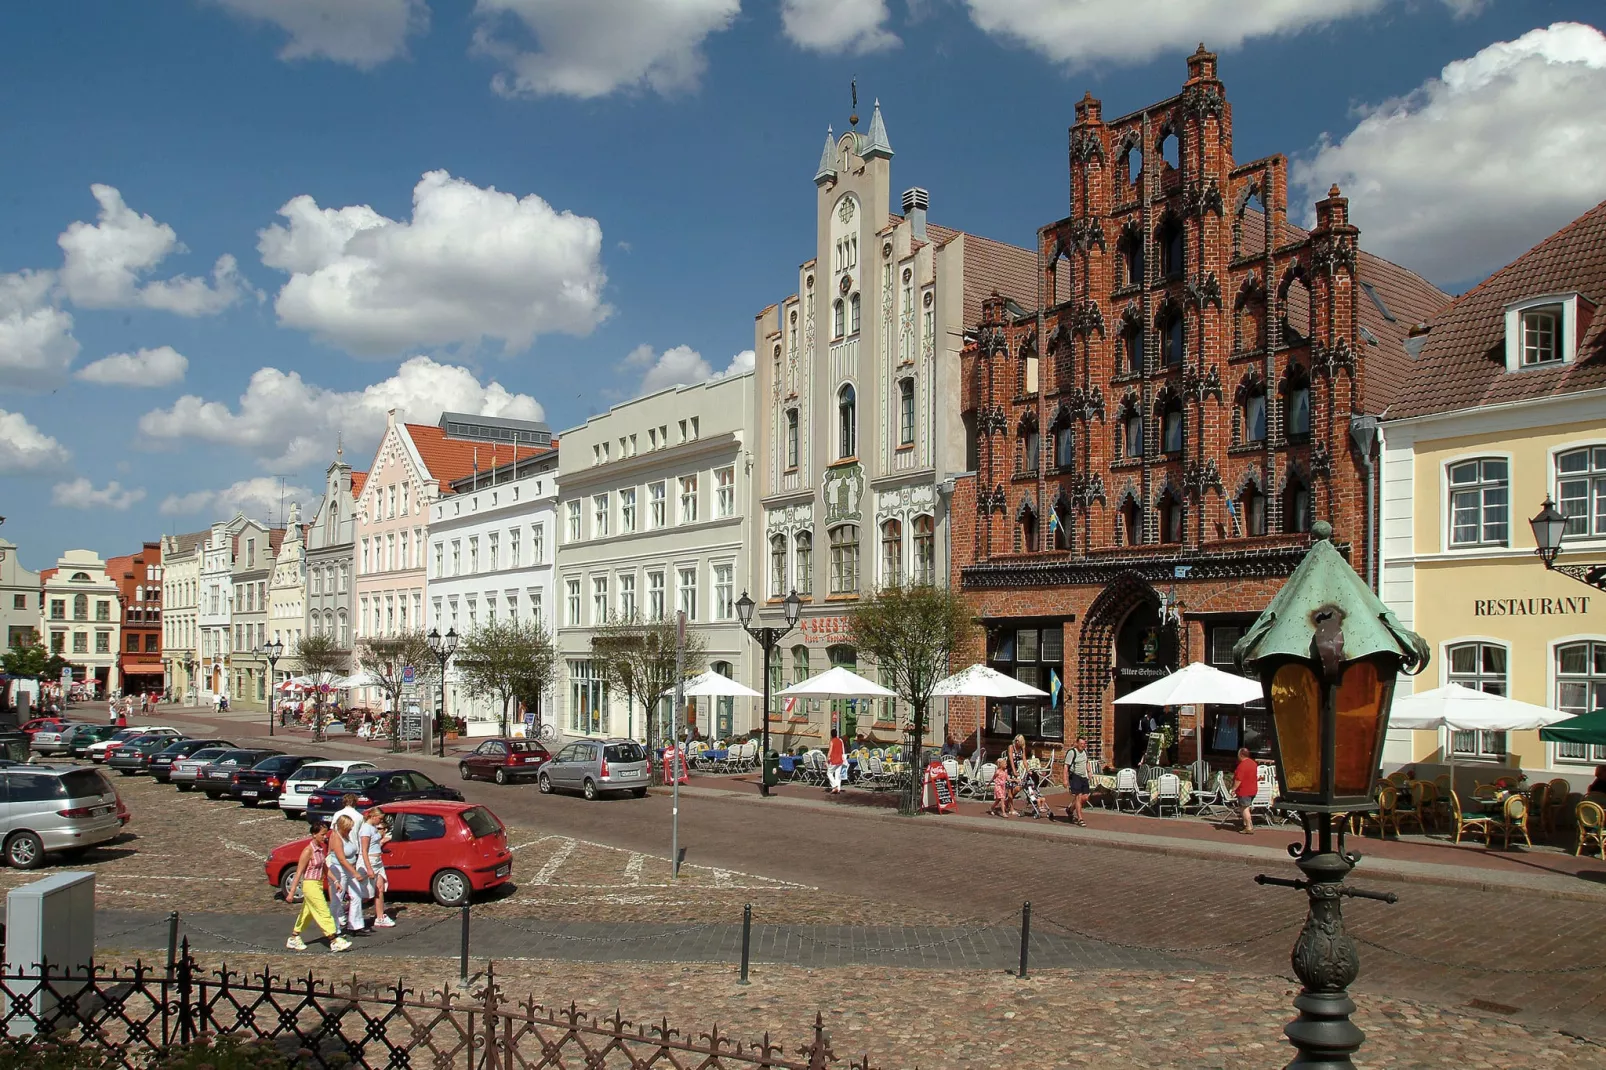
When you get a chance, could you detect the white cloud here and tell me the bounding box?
[75,346,189,387]
[58,184,250,316]
[623,343,754,395]
[258,170,608,355]
[0,410,72,474]
[211,0,429,68]
[51,478,146,511]
[782,0,898,53]
[0,270,79,390]
[1294,22,1606,285]
[160,478,311,521]
[138,354,546,469]
[474,0,739,99]
[961,0,1472,68]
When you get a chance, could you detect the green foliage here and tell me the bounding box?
[355,631,439,749]
[454,618,557,737]
[1,642,69,681]
[153,1034,294,1070]
[591,614,706,749]
[0,1033,121,1070]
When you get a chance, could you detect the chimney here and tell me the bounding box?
[902,187,929,242]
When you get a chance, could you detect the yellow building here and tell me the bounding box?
[1380,200,1606,791]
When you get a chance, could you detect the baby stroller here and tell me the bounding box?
[1018,768,1050,819]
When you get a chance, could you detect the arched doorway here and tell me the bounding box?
[1112,602,1178,766]
[1075,572,1179,767]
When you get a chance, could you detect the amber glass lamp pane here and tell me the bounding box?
[1334,659,1385,796]
[1270,662,1321,793]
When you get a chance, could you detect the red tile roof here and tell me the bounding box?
[349,471,368,499]
[402,424,547,495]
[1387,199,1606,420]
[925,223,1040,328]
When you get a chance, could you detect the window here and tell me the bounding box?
[1159,218,1184,280]
[986,625,1065,741]
[95,631,109,654]
[792,645,810,685]
[713,564,733,620]
[531,524,545,565]
[785,410,800,470]
[1052,500,1072,550]
[1243,388,1267,444]
[770,535,788,596]
[1120,236,1144,288]
[1283,476,1312,534]
[1160,313,1184,366]
[568,659,609,736]
[1120,498,1142,545]
[592,576,609,622]
[795,532,814,595]
[715,466,735,518]
[509,527,520,567]
[1557,447,1606,538]
[905,515,932,585]
[1055,424,1074,472]
[1448,642,1508,759]
[833,299,845,338]
[50,599,64,620]
[566,579,581,626]
[679,475,698,524]
[1285,377,1311,439]
[1239,485,1267,537]
[1120,326,1143,375]
[1556,641,1606,763]
[649,482,667,528]
[1449,458,1509,546]
[620,488,637,533]
[72,631,87,653]
[145,634,158,653]
[486,532,498,571]
[469,537,479,574]
[72,594,87,620]
[593,493,610,537]
[1160,398,1183,454]
[1020,423,1040,473]
[51,632,64,653]
[829,525,859,595]
[618,573,637,619]
[127,633,139,652]
[647,570,666,620]
[677,566,698,620]
[566,501,582,543]
[898,379,915,447]
[849,293,861,335]
[1159,492,1184,543]
[838,385,857,459]
[881,520,903,583]
[1121,409,1143,459]
[1521,307,1561,366]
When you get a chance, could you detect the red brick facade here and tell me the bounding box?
[950,48,1389,770]
[109,542,163,696]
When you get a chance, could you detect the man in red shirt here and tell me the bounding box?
[1233,747,1261,834]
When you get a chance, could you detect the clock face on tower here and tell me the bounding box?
[840,274,853,295]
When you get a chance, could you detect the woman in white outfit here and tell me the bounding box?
[359,808,394,927]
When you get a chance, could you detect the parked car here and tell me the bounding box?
[199,749,284,799]
[20,718,66,738]
[149,738,236,783]
[264,801,511,906]
[107,733,193,775]
[170,746,237,791]
[458,738,551,784]
[88,726,181,763]
[536,739,650,800]
[229,755,326,807]
[66,724,120,760]
[278,760,377,819]
[30,723,100,757]
[0,765,123,868]
[305,769,462,820]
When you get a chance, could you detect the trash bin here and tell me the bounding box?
[762,751,780,787]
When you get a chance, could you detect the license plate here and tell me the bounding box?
[495,864,510,877]
[240,790,258,797]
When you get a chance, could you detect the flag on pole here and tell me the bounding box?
[784,696,797,716]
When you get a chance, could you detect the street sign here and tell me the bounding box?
[402,665,415,686]
[524,710,536,727]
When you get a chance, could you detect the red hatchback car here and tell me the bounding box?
[458,738,551,784]
[264,801,512,907]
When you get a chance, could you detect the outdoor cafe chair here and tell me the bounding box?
[1113,768,1143,812]
[1544,778,1572,837]
[1498,793,1532,849]
[1394,782,1429,835]
[1354,784,1400,839]
[1448,789,1495,846]
[1191,771,1233,820]
[1249,766,1281,826]
[1412,780,1442,834]
[1526,782,1550,839]
[1574,799,1606,859]
[971,761,998,800]
[1151,772,1183,818]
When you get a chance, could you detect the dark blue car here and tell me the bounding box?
[304,768,462,820]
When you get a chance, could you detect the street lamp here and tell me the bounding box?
[1529,497,1606,589]
[735,589,803,797]
[1234,520,1429,1069]
[260,638,284,736]
[185,657,196,707]
[426,627,458,757]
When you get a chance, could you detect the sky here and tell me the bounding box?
[3,0,1605,571]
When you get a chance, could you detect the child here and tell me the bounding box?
[360,808,394,928]
[285,824,352,953]
[988,758,1012,817]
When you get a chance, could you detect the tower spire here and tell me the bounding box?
[861,98,893,160]
[814,125,837,186]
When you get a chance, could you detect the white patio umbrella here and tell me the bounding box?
[930,664,1050,698]
[333,670,381,689]
[1387,683,1569,795]
[1112,662,1263,707]
[661,670,763,699]
[775,666,897,698]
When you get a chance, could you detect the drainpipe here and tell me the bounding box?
[1349,414,1380,590]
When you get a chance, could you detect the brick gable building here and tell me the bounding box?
[950,47,1448,769]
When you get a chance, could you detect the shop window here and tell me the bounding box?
[1448,458,1508,547]
[1448,641,1508,759]
[985,625,1065,742]
[1556,641,1606,763]
[1556,446,1606,538]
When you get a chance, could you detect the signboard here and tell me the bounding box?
[524,709,536,727]
[798,615,852,644]
[60,669,72,685]
[402,665,416,686]
[922,761,955,814]
[400,703,423,742]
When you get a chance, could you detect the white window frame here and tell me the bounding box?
[677,566,698,621]
[1443,454,1511,550]
[620,487,637,533]
[679,475,699,525]
[1553,443,1606,543]
[713,563,733,621]
[1443,638,1509,760]
[647,570,666,621]
[715,466,735,518]
[649,482,667,528]
[1552,635,1606,765]
[593,493,610,538]
[618,572,637,619]
[1503,294,1579,371]
[592,576,609,623]
[566,501,582,543]
[565,578,582,626]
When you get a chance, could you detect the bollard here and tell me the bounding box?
[738,903,752,985]
[1018,901,1031,979]
[165,911,180,981]
[459,903,470,982]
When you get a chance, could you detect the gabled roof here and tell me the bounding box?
[924,223,1039,328]
[1387,199,1606,420]
[349,471,368,499]
[402,423,545,496]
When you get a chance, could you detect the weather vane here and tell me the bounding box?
[849,77,858,127]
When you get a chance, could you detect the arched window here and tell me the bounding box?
[849,293,861,335]
[1119,498,1142,546]
[1160,311,1184,366]
[770,534,787,596]
[1158,491,1184,543]
[1281,274,1312,345]
[829,525,860,594]
[1239,483,1266,536]
[1283,474,1312,533]
[1159,128,1179,170]
[1160,396,1184,455]
[1055,423,1075,472]
[837,384,857,459]
[791,645,811,685]
[794,531,813,595]
[1158,217,1184,280]
[337,609,349,648]
[912,516,935,585]
[1119,233,1144,288]
[1051,499,1071,550]
[1019,504,1038,552]
[1019,420,1040,474]
[1241,383,1267,444]
[832,299,845,338]
[323,609,334,638]
[881,519,903,583]
[898,378,916,446]
[73,594,87,621]
[1120,144,1143,189]
[1284,370,1311,440]
[1120,323,1144,375]
[1120,407,1143,460]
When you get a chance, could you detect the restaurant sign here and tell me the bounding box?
[1473,596,1591,617]
[799,615,853,644]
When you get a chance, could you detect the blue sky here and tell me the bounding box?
[3,0,1604,571]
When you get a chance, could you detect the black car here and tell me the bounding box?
[229,754,326,807]
[107,734,193,775]
[199,749,284,799]
[305,769,462,819]
[67,724,119,759]
[149,738,235,783]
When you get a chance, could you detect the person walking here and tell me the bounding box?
[825,729,847,794]
[1234,747,1260,834]
[987,754,1012,817]
[1063,737,1092,827]
[285,824,352,953]
[1003,735,1027,818]
[327,799,366,934]
[360,808,394,927]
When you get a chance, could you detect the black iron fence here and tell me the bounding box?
[0,946,884,1069]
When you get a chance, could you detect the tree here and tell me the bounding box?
[294,633,347,742]
[355,631,437,751]
[848,583,974,815]
[455,618,557,738]
[1,643,69,681]
[590,614,706,760]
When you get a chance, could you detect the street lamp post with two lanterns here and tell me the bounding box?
[426,628,458,757]
[259,638,284,736]
[734,590,802,798]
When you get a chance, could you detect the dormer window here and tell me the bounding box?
[1504,293,1584,371]
[1522,307,1560,365]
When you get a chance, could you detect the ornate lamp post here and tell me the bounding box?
[426,627,458,758]
[260,638,284,736]
[1529,497,1606,590]
[1234,520,1429,1069]
[734,590,802,798]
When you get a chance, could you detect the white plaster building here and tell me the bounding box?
[40,550,121,696]
[554,373,756,743]
[160,531,205,701]
[427,448,560,737]
[0,537,40,652]
[305,455,362,666]
[268,503,307,683]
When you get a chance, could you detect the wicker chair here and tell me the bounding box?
[1394,782,1428,835]
[1526,782,1550,840]
[1354,784,1400,839]
[1575,799,1605,859]
[1498,794,1532,849]
[1448,789,1495,846]
[1544,778,1571,836]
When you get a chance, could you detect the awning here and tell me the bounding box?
[120,663,165,675]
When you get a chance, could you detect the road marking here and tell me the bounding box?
[115,875,243,883]
[712,868,734,888]
[624,853,646,884]
[222,840,260,859]
[236,815,282,826]
[520,835,814,891]
[532,840,577,885]
[101,889,173,899]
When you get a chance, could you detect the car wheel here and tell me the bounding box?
[537,773,553,794]
[431,868,470,907]
[118,770,134,777]
[459,762,472,781]
[283,808,301,821]
[493,768,508,785]
[176,784,193,792]
[279,867,300,902]
[5,832,44,870]
[242,799,259,808]
[632,788,648,799]
[583,778,597,801]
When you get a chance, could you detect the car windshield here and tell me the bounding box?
[187,749,227,762]
[604,743,647,763]
[507,741,545,755]
[322,773,381,792]
[459,806,502,838]
[109,730,141,742]
[59,769,111,799]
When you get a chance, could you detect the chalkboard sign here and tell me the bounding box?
[924,760,956,814]
[400,704,423,742]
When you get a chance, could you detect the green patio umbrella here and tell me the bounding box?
[1540,708,1606,746]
